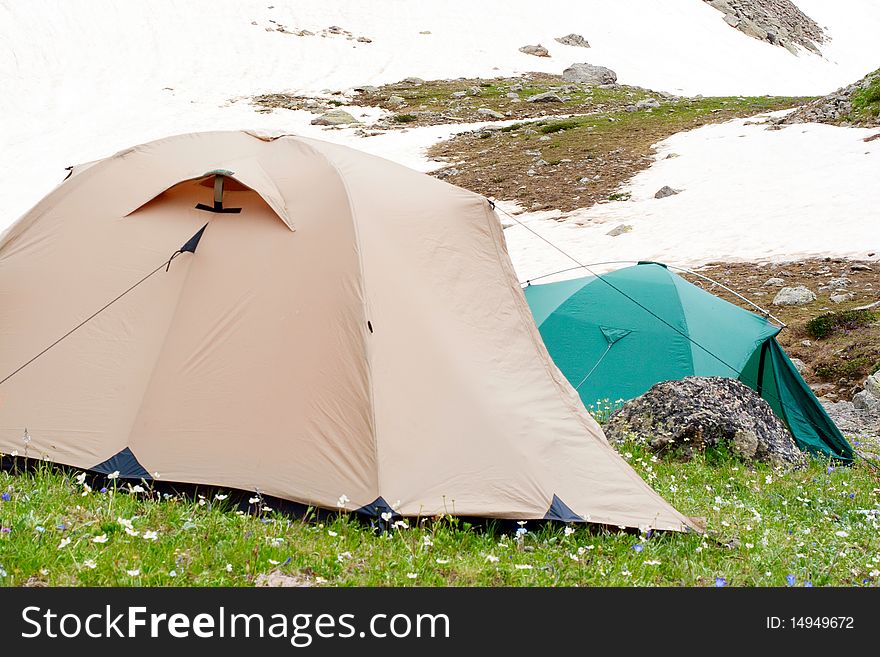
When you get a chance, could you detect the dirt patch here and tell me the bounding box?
[425,88,804,212]
[684,259,880,401]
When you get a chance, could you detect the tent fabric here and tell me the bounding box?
[0,131,696,531]
[525,263,853,462]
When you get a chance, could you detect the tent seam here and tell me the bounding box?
[294,138,382,504]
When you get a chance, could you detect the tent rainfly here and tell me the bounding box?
[524,262,853,462]
[0,131,697,531]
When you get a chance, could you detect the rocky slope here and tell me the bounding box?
[703,0,825,54]
[782,67,880,127]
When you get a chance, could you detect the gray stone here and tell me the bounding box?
[723,13,740,27]
[772,285,816,306]
[402,76,424,85]
[386,95,406,107]
[635,97,661,110]
[606,224,632,237]
[450,91,467,98]
[555,33,590,48]
[526,92,564,103]
[826,276,850,289]
[519,44,550,57]
[763,277,785,287]
[506,92,520,99]
[853,390,880,412]
[468,86,482,96]
[865,371,880,398]
[605,376,806,467]
[790,358,807,374]
[310,109,360,126]
[562,62,617,85]
[354,85,378,93]
[830,292,854,304]
[477,108,505,119]
[851,264,873,272]
[654,185,679,199]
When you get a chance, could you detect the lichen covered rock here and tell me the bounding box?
[605,376,806,467]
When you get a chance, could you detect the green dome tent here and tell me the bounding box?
[524,262,853,462]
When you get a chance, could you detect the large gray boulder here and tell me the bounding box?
[519,44,550,57]
[562,62,617,85]
[606,376,806,467]
[772,285,816,306]
[310,109,360,126]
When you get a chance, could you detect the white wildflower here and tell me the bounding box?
[75,472,86,485]
[406,572,417,579]
[58,537,71,549]
[225,563,233,572]
[327,530,338,537]
[92,534,108,544]
[337,494,349,508]
[83,559,97,570]
[435,558,450,565]
[563,526,575,537]
[486,554,499,563]
[142,530,158,541]
[514,564,533,570]
[214,494,228,501]
[126,569,140,577]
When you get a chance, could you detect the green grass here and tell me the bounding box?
[392,113,417,123]
[849,68,880,122]
[806,310,878,339]
[2,444,879,587]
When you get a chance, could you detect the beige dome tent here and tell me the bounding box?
[0,131,694,531]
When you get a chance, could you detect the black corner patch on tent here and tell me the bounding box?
[180,223,208,254]
[544,494,583,522]
[355,496,397,519]
[91,447,152,480]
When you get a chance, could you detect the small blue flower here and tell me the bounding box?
[35,526,45,533]
[645,530,653,539]
[827,467,835,473]
[632,543,644,553]
[715,576,727,587]
[1,492,10,502]
[282,556,292,566]
[56,524,66,530]
[849,493,855,499]
[100,487,108,494]
[786,574,796,587]
[804,581,813,587]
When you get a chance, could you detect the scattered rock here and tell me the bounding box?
[402,76,425,86]
[327,25,344,35]
[477,108,506,119]
[606,224,632,237]
[525,92,564,103]
[555,33,590,48]
[763,277,785,287]
[635,98,661,110]
[654,185,679,199]
[419,30,431,35]
[772,285,816,306]
[386,95,407,107]
[562,62,617,85]
[450,91,467,98]
[357,36,372,43]
[830,292,855,304]
[310,109,360,126]
[354,85,378,94]
[519,44,550,57]
[851,264,873,272]
[606,377,806,467]
[506,92,520,99]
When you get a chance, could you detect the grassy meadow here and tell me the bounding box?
[2,439,878,587]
